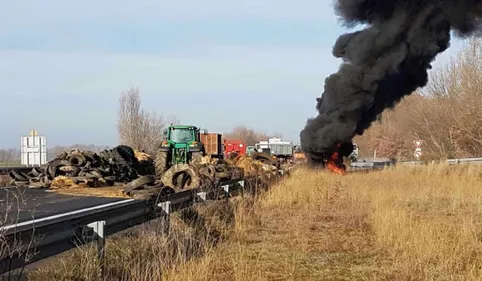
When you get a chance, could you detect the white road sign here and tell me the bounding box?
[413,139,423,148]
[414,150,422,159]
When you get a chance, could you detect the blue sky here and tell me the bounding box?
[0,0,465,148]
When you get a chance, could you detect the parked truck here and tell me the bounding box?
[254,138,294,162]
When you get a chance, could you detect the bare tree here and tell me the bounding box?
[224,125,271,146]
[138,110,165,155]
[117,87,179,155]
[118,87,143,150]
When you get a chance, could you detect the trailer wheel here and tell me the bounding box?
[155,150,170,179]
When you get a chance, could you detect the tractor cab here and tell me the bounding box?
[162,125,205,148]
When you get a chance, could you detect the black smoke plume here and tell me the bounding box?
[300,0,482,164]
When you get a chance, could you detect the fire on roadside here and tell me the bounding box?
[325,143,346,175]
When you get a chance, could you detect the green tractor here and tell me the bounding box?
[154,125,207,178]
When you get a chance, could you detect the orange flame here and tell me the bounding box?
[326,144,346,175]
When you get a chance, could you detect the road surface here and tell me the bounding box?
[0,186,123,224]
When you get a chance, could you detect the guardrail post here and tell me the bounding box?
[86,220,106,277]
[222,184,229,204]
[196,192,207,202]
[239,180,245,198]
[158,201,171,235]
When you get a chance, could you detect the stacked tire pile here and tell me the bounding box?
[161,159,244,190]
[8,145,150,188]
[226,153,282,193]
[123,159,244,199]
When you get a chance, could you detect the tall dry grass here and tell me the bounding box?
[29,165,482,280]
[165,165,482,280]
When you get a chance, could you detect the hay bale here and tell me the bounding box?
[230,155,267,176]
[50,176,79,189]
[134,150,152,162]
[200,155,215,164]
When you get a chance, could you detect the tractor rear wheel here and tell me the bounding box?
[155,150,169,179]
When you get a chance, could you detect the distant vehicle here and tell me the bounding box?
[348,143,358,162]
[293,145,306,162]
[254,138,294,162]
[246,145,256,155]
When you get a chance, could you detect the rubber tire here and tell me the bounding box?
[215,164,228,173]
[59,165,81,174]
[48,159,71,178]
[131,187,163,200]
[214,171,230,179]
[69,153,86,166]
[199,164,216,181]
[123,175,156,194]
[115,145,138,165]
[161,164,200,190]
[90,169,103,179]
[15,181,28,187]
[214,159,229,166]
[30,167,42,177]
[251,152,277,166]
[155,150,170,179]
[8,170,29,181]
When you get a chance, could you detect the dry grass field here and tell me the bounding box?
[28,164,482,281]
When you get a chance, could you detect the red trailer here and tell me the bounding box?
[223,139,247,158]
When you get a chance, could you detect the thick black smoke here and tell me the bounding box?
[300,0,482,163]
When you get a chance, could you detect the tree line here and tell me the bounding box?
[355,37,482,160]
[116,87,279,155]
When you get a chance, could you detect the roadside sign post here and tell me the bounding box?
[413,139,423,160]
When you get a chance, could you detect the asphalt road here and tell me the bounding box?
[0,186,124,224]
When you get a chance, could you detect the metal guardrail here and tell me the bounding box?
[350,158,394,170]
[0,169,289,275]
[350,157,482,169]
[445,157,482,165]
[399,157,482,165]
